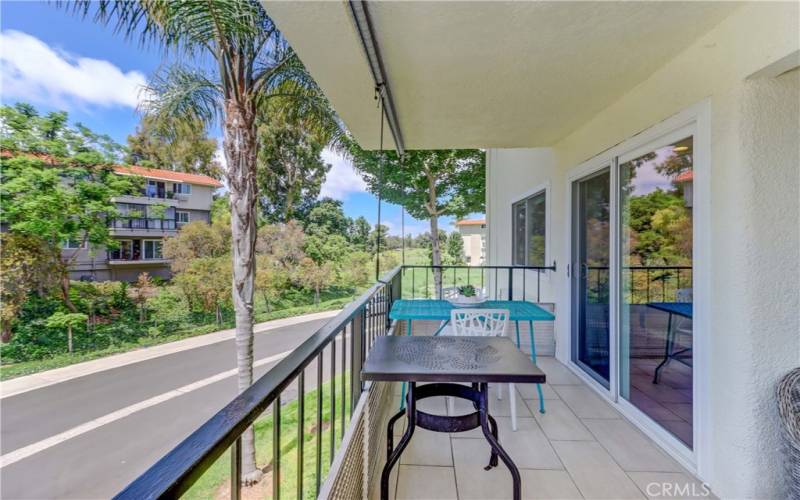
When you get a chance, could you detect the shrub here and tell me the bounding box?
[147,288,191,335]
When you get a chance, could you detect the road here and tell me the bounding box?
[0,314,338,499]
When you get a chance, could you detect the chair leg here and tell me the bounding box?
[509,383,517,431]
[496,382,503,400]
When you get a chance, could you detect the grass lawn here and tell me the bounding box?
[184,373,351,500]
[0,295,356,381]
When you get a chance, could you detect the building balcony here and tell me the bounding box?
[107,258,170,266]
[109,217,178,235]
[113,193,180,206]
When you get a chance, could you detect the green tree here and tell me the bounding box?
[445,232,466,265]
[131,273,156,323]
[45,311,88,353]
[1,105,139,313]
[303,198,352,238]
[211,194,232,225]
[173,256,232,325]
[369,224,390,254]
[162,221,230,273]
[254,254,286,312]
[296,257,333,304]
[257,115,331,222]
[350,216,371,250]
[256,221,306,273]
[126,115,222,178]
[347,146,485,290]
[339,251,372,289]
[1,103,125,162]
[304,233,350,267]
[0,234,60,342]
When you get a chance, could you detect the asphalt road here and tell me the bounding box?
[0,316,335,500]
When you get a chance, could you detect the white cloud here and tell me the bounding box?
[319,147,367,200]
[0,30,147,109]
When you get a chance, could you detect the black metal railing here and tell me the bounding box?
[401,264,557,303]
[585,265,692,304]
[137,189,176,199]
[109,217,177,230]
[115,267,402,499]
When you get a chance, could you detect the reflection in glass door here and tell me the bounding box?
[571,169,611,387]
[619,136,694,448]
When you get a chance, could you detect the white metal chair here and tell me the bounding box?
[445,308,520,430]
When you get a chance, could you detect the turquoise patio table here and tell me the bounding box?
[389,299,555,413]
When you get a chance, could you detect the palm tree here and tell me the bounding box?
[74,0,340,483]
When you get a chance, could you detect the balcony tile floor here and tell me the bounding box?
[383,357,708,500]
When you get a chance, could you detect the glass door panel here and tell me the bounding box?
[619,136,694,448]
[572,169,611,387]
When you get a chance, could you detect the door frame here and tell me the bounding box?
[561,99,711,475]
[569,165,616,390]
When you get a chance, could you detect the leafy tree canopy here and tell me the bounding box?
[1,102,125,162]
[126,115,222,178]
[346,145,485,220]
[302,198,351,238]
[257,113,331,223]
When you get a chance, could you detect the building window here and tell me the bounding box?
[143,240,163,260]
[512,190,546,266]
[176,211,190,225]
[111,240,133,260]
[62,238,85,249]
[173,183,192,195]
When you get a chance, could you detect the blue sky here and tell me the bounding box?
[0,1,478,235]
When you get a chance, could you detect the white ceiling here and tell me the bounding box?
[264,1,740,150]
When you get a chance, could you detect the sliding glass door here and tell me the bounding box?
[619,135,694,449]
[571,169,611,387]
[570,129,696,452]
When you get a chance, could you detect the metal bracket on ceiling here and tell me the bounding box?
[348,0,405,156]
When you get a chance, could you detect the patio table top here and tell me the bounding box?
[389,299,555,322]
[646,302,692,318]
[361,335,546,384]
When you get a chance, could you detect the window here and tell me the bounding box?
[512,190,546,266]
[176,211,190,225]
[111,240,133,260]
[173,183,192,194]
[143,240,163,260]
[62,238,84,250]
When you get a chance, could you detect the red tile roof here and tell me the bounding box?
[113,165,223,188]
[2,149,222,187]
[455,218,486,226]
[674,170,693,183]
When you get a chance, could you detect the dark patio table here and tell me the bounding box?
[362,335,546,500]
[647,302,693,383]
[389,299,554,412]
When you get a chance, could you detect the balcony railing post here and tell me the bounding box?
[350,311,364,415]
[230,437,241,500]
[508,268,514,300]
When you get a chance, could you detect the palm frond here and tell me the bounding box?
[141,65,222,132]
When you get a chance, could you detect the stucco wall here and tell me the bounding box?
[177,184,215,211]
[486,3,799,497]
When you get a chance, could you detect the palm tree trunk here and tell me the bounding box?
[224,100,263,484]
